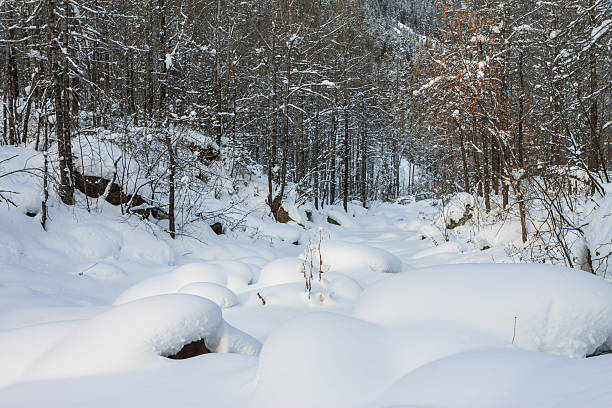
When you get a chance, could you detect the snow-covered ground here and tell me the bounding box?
[1,146,612,407]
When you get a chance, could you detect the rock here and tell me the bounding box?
[210,222,223,235]
[184,142,220,165]
[74,172,152,217]
[150,207,169,220]
[327,216,341,225]
[165,338,211,360]
[275,206,292,223]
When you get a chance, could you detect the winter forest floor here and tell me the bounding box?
[1,146,612,408]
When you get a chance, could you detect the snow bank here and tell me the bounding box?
[114,263,227,305]
[252,312,400,408]
[354,263,612,358]
[25,294,260,381]
[178,282,238,308]
[302,241,402,274]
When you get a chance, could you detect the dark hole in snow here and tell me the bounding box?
[292,240,299,246]
[165,338,211,360]
[25,211,38,217]
[327,216,341,225]
[481,245,491,251]
[210,222,223,235]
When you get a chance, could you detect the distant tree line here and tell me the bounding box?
[0,0,609,251]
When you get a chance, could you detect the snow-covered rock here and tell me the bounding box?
[435,192,478,229]
[24,294,260,381]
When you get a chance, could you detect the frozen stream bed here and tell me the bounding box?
[1,188,611,408]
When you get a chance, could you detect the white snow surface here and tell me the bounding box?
[2,146,612,407]
[354,263,612,358]
[301,240,403,274]
[178,282,238,308]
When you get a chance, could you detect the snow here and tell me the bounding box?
[302,240,403,274]
[2,145,612,407]
[354,263,612,358]
[257,257,309,286]
[374,348,566,408]
[253,312,401,408]
[114,263,228,305]
[178,282,238,308]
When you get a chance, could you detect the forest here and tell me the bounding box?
[1,0,610,263]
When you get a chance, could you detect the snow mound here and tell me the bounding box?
[257,257,310,286]
[302,241,402,274]
[209,260,254,291]
[178,282,238,308]
[253,312,399,408]
[375,348,565,408]
[25,294,260,381]
[114,263,227,305]
[354,263,612,358]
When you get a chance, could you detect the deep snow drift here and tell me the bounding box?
[1,145,612,408]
